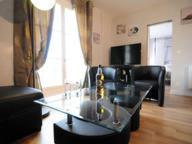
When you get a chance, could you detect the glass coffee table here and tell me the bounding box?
[34,82,151,133]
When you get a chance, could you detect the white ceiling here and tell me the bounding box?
[92,0,173,16]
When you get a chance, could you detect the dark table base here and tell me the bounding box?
[42,106,50,118]
[131,108,140,131]
[54,117,131,144]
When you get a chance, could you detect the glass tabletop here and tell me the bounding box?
[34,82,151,132]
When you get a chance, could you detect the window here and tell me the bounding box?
[39,2,86,89]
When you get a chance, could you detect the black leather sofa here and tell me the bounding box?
[0,86,43,143]
[130,66,166,106]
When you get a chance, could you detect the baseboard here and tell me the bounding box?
[170,88,192,96]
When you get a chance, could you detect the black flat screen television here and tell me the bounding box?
[110,43,141,65]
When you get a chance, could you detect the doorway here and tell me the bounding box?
[148,21,172,85]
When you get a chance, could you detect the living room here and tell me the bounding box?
[0,0,192,144]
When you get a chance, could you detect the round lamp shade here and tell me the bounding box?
[31,0,56,11]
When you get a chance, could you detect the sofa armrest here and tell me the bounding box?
[158,67,166,106]
[129,69,135,85]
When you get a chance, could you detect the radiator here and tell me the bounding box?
[187,65,192,89]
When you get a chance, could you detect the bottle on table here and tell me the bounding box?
[96,65,104,99]
[96,65,105,120]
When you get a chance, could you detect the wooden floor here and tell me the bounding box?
[16,87,192,144]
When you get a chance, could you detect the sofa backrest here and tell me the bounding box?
[131,66,166,81]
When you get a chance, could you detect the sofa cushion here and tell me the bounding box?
[0,86,43,122]
[0,86,42,102]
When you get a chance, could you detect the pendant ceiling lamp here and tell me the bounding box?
[31,0,56,11]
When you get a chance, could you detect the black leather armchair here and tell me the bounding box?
[130,66,166,106]
[0,86,43,143]
[88,66,119,87]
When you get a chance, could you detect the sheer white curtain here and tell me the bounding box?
[148,22,172,67]
[149,38,156,65]
[64,8,86,83]
[149,38,167,66]
[155,38,167,65]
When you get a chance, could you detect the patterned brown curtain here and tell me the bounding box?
[14,0,54,88]
[72,0,93,87]
[14,0,34,87]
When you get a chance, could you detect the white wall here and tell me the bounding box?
[0,0,13,86]
[92,7,113,66]
[112,0,192,96]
